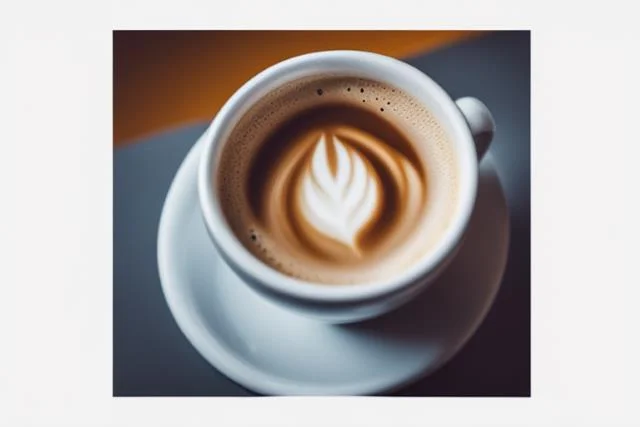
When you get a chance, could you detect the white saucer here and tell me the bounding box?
[157,136,510,396]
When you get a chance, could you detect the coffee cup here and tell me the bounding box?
[198,50,495,323]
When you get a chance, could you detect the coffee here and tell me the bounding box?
[216,76,459,284]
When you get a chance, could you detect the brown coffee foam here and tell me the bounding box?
[217,76,459,284]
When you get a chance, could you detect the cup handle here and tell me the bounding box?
[455,97,496,160]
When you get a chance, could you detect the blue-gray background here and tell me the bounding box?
[114,31,530,396]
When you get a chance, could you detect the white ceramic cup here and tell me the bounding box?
[198,50,495,324]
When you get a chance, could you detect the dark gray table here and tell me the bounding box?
[114,31,530,396]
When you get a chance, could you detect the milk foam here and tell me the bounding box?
[300,134,379,250]
[216,76,459,284]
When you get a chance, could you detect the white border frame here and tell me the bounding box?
[2,1,639,426]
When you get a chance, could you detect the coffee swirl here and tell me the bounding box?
[300,133,380,250]
[261,125,426,262]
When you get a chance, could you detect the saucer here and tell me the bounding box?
[157,134,510,396]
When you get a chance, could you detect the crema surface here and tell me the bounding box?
[217,76,459,284]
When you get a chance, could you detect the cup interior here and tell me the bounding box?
[198,50,478,303]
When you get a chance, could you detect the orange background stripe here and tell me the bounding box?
[113,31,483,146]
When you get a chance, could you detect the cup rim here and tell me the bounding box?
[198,50,478,303]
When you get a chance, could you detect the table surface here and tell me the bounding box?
[113,31,530,396]
[114,30,481,144]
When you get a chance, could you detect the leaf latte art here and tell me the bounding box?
[261,125,426,262]
[300,133,380,250]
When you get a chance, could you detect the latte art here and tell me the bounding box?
[260,125,428,262]
[299,133,380,251]
[217,76,459,284]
